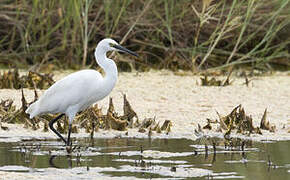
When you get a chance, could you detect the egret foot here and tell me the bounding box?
[66,145,72,154]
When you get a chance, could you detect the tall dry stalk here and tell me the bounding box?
[81,0,91,68]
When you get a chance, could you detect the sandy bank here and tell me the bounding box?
[0,70,289,141]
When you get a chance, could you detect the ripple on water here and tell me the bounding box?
[1,138,290,179]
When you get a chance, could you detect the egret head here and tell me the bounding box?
[97,38,138,57]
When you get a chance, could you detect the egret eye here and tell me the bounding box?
[109,43,115,47]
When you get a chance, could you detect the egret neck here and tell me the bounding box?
[95,45,118,93]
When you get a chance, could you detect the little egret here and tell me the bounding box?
[25,38,138,151]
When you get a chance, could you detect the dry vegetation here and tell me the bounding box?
[0,68,54,89]
[196,104,277,138]
[0,89,172,137]
[0,0,289,71]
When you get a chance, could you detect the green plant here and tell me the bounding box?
[0,0,289,71]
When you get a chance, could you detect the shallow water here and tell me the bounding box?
[0,137,290,179]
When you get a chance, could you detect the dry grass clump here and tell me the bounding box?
[197,104,276,138]
[0,69,54,89]
[200,68,234,86]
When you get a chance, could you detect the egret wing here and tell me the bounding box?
[36,70,104,114]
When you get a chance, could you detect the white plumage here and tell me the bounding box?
[25,38,138,149]
[26,69,115,121]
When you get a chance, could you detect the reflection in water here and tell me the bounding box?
[49,155,72,169]
[49,155,59,168]
[0,138,290,179]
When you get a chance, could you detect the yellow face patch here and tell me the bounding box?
[109,43,115,48]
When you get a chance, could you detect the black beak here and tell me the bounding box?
[113,44,138,57]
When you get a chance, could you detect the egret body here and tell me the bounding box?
[25,38,138,150]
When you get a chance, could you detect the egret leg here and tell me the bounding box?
[66,111,77,150]
[49,114,67,144]
[67,124,72,146]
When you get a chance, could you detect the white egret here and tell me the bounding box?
[25,38,138,151]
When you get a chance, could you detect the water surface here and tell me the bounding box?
[0,137,290,179]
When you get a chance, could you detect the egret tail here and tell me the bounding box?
[25,101,39,119]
